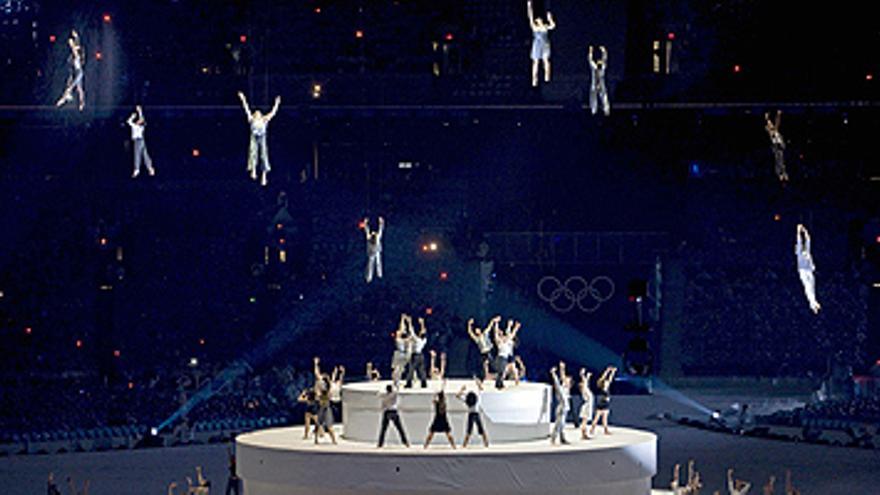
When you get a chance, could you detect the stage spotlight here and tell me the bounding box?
[24,327,32,335]
[773,213,781,221]
[75,339,83,348]
[429,242,438,252]
[189,357,199,367]
[95,51,103,61]
[113,349,121,358]
[102,13,111,24]
[867,74,874,81]
[439,271,449,281]
[191,148,200,157]
[311,83,322,99]
[150,427,158,436]
[733,64,741,73]
[355,29,363,39]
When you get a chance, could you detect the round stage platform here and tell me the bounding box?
[237,425,657,495]
[342,379,551,444]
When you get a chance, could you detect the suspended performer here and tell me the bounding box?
[237,92,281,186]
[56,30,85,111]
[588,45,610,116]
[527,1,556,87]
[796,224,821,314]
[363,216,385,283]
[127,105,155,178]
[765,110,789,182]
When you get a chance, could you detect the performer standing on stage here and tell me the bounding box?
[527,1,555,87]
[391,314,412,386]
[728,468,752,495]
[467,316,497,380]
[127,105,155,178]
[56,30,85,111]
[578,368,594,439]
[429,350,446,381]
[314,375,338,444]
[765,110,789,182]
[589,365,617,436]
[796,224,821,314]
[237,91,280,187]
[363,216,385,283]
[377,384,410,448]
[297,387,318,440]
[456,379,490,447]
[550,364,571,444]
[329,365,345,422]
[588,45,610,116]
[406,317,429,388]
[424,379,456,449]
[494,319,522,389]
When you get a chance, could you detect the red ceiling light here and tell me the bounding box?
[667,32,675,41]
[49,35,56,43]
[733,64,741,73]
[102,13,112,24]
[355,30,364,39]
[113,349,121,358]
[444,33,453,41]
[192,148,201,157]
[239,35,248,43]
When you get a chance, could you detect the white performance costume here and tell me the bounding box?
[127,108,154,178]
[588,46,610,116]
[364,218,384,283]
[796,226,820,314]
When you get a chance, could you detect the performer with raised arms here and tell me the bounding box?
[467,316,496,380]
[796,224,821,313]
[456,378,490,448]
[363,216,385,283]
[405,317,429,388]
[765,110,789,182]
[527,1,555,87]
[588,45,610,116]
[127,105,155,178]
[423,379,456,449]
[237,91,280,186]
[56,30,85,111]
[589,365,617,436]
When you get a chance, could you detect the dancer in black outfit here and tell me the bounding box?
[377,384,410,448]
[424,379,456,448]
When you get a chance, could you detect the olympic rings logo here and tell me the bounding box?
[537,276,615,313]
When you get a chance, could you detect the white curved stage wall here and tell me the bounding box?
[236,426,657,495]
[342,380,551,444]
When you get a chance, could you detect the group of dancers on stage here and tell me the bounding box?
[300,312,619,448]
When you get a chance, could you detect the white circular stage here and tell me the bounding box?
[342,379,551,444]
[237,425,657,495]
[236,379,657,495]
